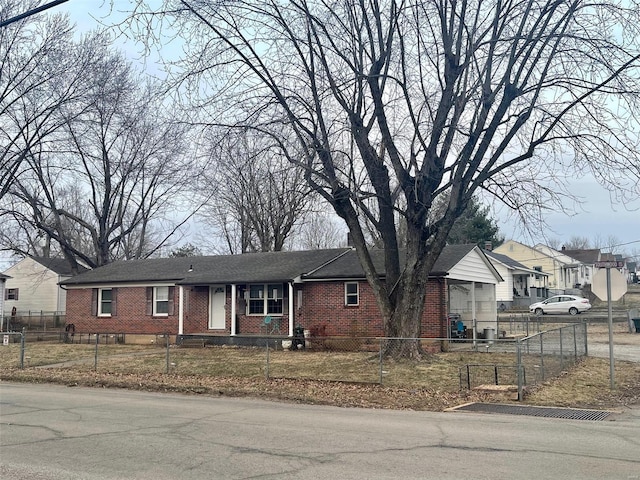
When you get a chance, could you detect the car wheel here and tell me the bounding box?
[569,307,578,315]
[534,308,543,315]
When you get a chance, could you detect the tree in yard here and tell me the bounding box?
[129,0,640,357]
[432,196,504,248]
[2,36,194,270]
[197,129,316,253]
[170,243,203,257]
[0,2,102,200]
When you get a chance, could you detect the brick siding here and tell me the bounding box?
[66,279,448,338]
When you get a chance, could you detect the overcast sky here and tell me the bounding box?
[3,0,637,270]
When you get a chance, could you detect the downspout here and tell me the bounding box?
[472,281,477,349]
[178,286,184,335]
[288,282,294,336]
[231,284,237,336]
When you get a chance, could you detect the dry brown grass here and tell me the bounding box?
[1,339,638,411]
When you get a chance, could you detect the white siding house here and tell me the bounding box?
[2,257,86,316]
[485,250,549,310]
[444,246,503,334]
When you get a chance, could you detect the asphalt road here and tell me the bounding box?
[1,383,639,480]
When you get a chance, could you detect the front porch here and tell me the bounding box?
[178,333,290,348]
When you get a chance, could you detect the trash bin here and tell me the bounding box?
[633,319,640,333]
[292,325,305,350]
[483,327,495,344]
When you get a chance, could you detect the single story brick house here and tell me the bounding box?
[61,245,501,344]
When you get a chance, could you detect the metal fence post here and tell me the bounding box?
[516,340,523,401]
[573,324,578,361]
[20,327,25,369]
[559,328,564,371]
[166,333,170,374]
[379,338,383,385]
[539,332,545,381]
[265,340,270,379]
[583,322,588,357]
[94,333,99,371]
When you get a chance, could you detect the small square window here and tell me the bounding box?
[5,288,19,301]
[345,282,359,306]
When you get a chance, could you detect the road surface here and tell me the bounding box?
[1,383,639,479]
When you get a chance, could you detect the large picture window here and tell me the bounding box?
[248,284,283,315]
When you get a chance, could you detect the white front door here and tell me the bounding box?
[209,286,226,330]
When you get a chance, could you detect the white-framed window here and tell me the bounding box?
[154,286,169,315]
[247,284,283,315]
[145,286,174,316]
[98,288,112,316]
[93,287,117,317]
[345,282,359,306]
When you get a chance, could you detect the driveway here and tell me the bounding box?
[586,320,640,363]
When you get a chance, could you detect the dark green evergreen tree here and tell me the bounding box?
[447,198,504,248]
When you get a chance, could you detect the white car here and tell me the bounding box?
[529,295,592,316]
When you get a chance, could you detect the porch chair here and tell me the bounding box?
[261,315,280,334]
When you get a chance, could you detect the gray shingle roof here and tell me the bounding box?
[31,256,88,276]
[303,244,477,279]
[560,249,601,264]
[61,245,479,286]
[61,249,351,286]
[485,250,530,270]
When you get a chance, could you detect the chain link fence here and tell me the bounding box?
[1,324,588,401]
[515,322,588,399]
[1,311,66,332]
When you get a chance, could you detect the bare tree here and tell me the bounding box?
[293,210,346,250]
[0,2,105,200]
[2,40,194,269]
[199,130,315,253]
[564,236,592,250]
[130,0,640,356]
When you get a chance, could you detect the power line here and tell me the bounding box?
[0,0,69,28]
[496,239,640,265]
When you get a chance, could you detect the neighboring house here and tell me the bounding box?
[627,262,638,283]
[61,245,502,346]
[485,250,549,310]
[532,244,588,292]
[557,247,601,286]
[494,241,572,293]
[2,256,87,316]
[0,273,9,330]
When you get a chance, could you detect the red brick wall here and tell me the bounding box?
[66,279,448,338]
[298,279,447,338]
[66,287,177,334]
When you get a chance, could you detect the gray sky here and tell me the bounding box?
[11,0,639,261]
